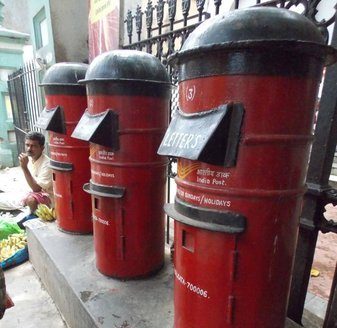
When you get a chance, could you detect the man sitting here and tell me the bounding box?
[19,132,53,213]
[0,132,53,224]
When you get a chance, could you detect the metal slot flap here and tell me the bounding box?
[71,109,119,150]
[50,160,73,171]
[164,198,246,233]
[157,103,244,166]
[35,106,66,134]
[83,181,125,198]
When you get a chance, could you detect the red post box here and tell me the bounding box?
[37,63,92,234]
[158,7,337,328]
[72,50,171,278]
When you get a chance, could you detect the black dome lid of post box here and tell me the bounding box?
[82,50,171,84]
[169,7,337,66]
[40,62,88,86]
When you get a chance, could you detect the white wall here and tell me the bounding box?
[2,0,30,34]
[50,0,89,63]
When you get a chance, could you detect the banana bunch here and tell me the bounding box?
[35,204,56,222]
[0,233,27,262]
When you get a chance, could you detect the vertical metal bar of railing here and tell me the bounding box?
[19,69,29,152]
[26,61,35,130]
[29,61,42,131]
[22,63,31,131]
[324,263,337,327]
[288,19,337,324]
[25,61,37,131]
[20,68,29,131]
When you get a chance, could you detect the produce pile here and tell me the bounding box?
[0,213,28,269]
[35,204,56,221]
[0,204,55,269]
[0,233,27,262]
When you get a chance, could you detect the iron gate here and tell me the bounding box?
[123,0,337,326]
[7,60,44,153]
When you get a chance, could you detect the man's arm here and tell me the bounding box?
[18,153,42,192]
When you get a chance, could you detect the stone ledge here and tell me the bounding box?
[26,220,174,328]
[26,219,322,328]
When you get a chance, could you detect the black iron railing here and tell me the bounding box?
[124,0,335,50]
[7,60,44,153]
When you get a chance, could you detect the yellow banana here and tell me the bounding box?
[0,232,27,263]
[36,204,55,221]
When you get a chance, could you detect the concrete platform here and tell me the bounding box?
[25,219,174,328]
[24,219,324,328]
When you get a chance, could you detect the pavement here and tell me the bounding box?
[0,166,336,327]
[1,262,68,328]
[0,167,68,327]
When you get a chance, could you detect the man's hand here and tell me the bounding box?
[18,153,42,193]
[18,153,29,169]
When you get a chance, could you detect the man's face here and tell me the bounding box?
[25,139,44,160]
